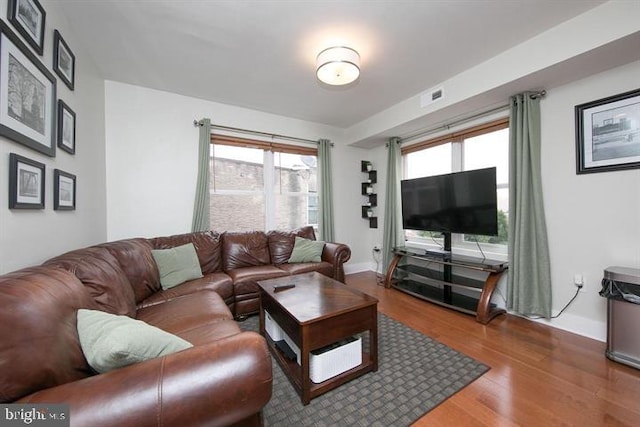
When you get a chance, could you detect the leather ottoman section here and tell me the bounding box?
[136,291,233,335]
[277,262,333,278]
[137,272,234,309]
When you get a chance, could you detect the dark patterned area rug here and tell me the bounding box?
[240,312,488,426]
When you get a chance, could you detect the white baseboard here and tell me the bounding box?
[519,311,607,342]
[345,267,607,343]
[344,262,377,275]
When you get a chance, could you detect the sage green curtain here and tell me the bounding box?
[507,93,552,318]
[191,118,211,232]
[383,137,405,271]
[318,139,334,241]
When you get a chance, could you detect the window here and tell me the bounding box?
[402,118,509,257]
[209,135,317,232]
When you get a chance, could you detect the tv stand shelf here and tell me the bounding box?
[384,248,508,324]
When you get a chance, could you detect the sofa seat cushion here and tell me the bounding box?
[136,291,233,335]
[0,267,96,403]
[138,272,234,309]
[77,309,193,374]
[173,319,244,346]
[277,262,333,278]
[226,265,289,296]
[44,247,137,317]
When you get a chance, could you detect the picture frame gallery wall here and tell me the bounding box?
[2,0,78,212]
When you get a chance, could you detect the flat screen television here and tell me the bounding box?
[401,167,498,237]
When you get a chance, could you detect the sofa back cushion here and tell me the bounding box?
[99,238,161,304]
[223,231,270,271]
[267,226,317,265]
[151,243,204,289]
[0,267,95,402]
[150,231,222,274]
[44,247,137,317]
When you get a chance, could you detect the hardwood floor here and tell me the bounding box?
[345,271,640,427]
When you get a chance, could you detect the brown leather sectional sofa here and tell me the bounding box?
[0,226,351,427]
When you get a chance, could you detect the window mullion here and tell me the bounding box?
[452,139,463,172]
[264,150,275,230]
[451,138,462,247]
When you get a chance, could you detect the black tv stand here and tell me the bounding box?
[384,246,508,324]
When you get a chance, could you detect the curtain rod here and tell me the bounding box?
[193,120,320,145]
[399,90,546,143]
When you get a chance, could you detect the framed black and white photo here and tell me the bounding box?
[53,29,74,90]
[575,88,640,174]
[9,152,45,209]
[57,99,75,154]
[0,20,56,157]
[53,169,76,210]
[7,0,46,56]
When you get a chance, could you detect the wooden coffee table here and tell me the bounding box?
[257,272,378,405]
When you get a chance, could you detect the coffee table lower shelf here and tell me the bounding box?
[265,334,374,401]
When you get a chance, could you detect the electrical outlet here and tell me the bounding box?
[373,246,381,253]
[574,274,584,290]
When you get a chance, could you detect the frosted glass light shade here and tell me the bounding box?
[316,46,360,86]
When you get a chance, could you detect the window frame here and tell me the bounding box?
[209,134,318,232]
[401,118,509,260]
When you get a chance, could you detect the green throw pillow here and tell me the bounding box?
[76,309,193,374]
[288,237,325,263]
[151,243,203,289]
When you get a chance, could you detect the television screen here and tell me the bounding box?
[401,167,498,236]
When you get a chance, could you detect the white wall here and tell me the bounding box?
[369,61,640,341]
[104,82,374,267]
[344,144,388,274]
[346,0,640,146]
[0,0,106,273]
[539,61,640,340]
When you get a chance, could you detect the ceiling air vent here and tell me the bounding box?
[420,87,444,108]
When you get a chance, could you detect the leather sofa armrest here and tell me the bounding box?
[18,332,272,427]
[322,242,352,283]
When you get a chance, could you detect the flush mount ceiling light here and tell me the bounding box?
[316,46,360,86]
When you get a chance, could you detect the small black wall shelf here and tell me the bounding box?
[361,160,378,228]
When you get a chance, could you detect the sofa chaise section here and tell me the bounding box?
[2,263,271,426]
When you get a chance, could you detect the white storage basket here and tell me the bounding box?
[310,336,362,383]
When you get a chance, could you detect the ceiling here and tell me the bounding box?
[57,0,608,129]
